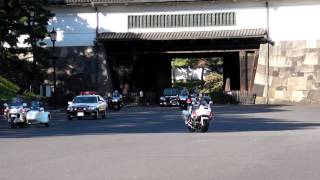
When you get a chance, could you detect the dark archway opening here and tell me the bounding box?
[101,37,261,103]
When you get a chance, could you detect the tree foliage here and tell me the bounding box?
[172,57,223,91]
[0,0,54,94]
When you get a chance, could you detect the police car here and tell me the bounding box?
[66,91,107,120]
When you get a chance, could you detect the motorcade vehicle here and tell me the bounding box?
[159,87,182,107]
[67,91,107,120]
[177,88,189,110]
[105,90,122,111]
[25,101,50,127]
[182,99,214,132]
[3,97,28,128]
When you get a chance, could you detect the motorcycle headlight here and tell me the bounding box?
[88,106,96,110]
[112,99,118,102]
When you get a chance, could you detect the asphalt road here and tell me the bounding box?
[1,105,320,180]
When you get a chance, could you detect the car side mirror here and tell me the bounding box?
[68,101,72,105]
[209,101,213,105]
[3,103,8,107]
[23,103,27,107]
[39,107,44,111]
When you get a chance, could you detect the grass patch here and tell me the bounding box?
[0,76,37,101]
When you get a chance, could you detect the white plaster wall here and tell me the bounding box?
[43,1,320,47]
[269,5,320,41]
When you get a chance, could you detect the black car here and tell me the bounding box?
[159,87,182,106]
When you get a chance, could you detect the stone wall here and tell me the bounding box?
[254,40,320,104]
[45,46,112,100]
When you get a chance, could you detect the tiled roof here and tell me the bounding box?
[98,29,267,41]
[52,0,211,5]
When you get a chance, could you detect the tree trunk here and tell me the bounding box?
[200,67,205,88]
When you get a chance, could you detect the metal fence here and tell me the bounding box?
[211,91,256,104]
[124,92,158,105]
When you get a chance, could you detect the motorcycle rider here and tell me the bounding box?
[184,93,205,124]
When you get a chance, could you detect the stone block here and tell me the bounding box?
[291,90,306,102]
[269,55,288,67]
[307,78,316,90]
[285,40,306,50]
[254,72,266,85]
[253,84,265,97]
[287,77,307,90]
[272,70,279,77]
[255,96,266,104]
[304,52,320,65]
[270,77,284,89]
[270,45,282,56]
[257,55,266,66]
[256,64,266,75]
[314,70,320,82]
[279,68,291,78]
[298,65,315,73]
[306,90,320,103]
[274,90,285,99]
[287,49,306,57]
[317,40,320,48]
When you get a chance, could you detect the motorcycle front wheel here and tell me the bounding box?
[200,121,209,133]
[187,126,196,132]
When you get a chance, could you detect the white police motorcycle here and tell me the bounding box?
[182,99,214,132]
[3,101,28,128]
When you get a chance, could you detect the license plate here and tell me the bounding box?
[77,112,84,116]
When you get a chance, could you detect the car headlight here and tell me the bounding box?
[67,107,73,111]
[88,106,96,110]
[160,97,165,100]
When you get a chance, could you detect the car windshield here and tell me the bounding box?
[73,96,97,103]
[30,101,44,110]
[163,88,180,96]
[8,97,24,107]
[113,91,120,97]
[180,89,188,96]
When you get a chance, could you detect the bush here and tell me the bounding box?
[200,72,223,94]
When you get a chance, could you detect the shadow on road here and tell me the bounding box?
[0,105,320,138]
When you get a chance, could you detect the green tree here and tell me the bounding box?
[172,57,223,90]
[0,0,54,94]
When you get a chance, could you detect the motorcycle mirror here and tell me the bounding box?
[23,103,27,107]
[3,103,8,107]
[68,101,72,105]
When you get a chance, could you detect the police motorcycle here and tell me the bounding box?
[182,96,214,133]
[107,90,122,111]
[3,97,29,128]
[178,88,190,110]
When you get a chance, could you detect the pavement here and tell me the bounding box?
[1,105,320,180]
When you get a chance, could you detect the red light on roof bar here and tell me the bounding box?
[80,91,97,95]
